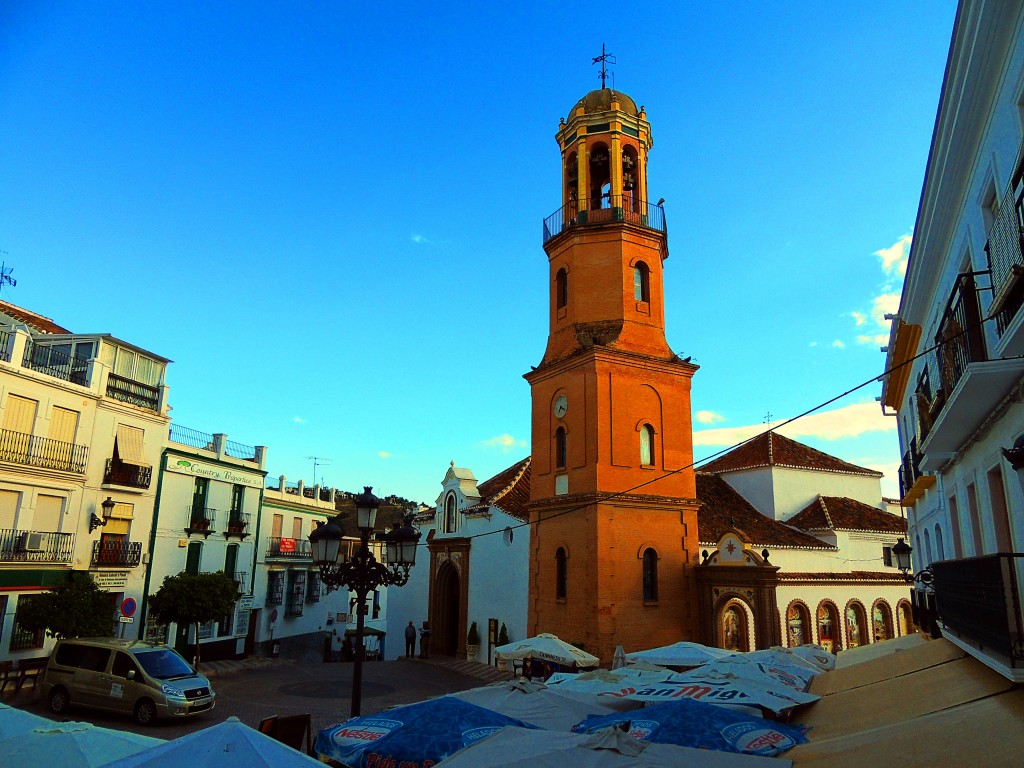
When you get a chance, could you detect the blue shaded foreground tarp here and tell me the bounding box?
[314,696,541,768]
[571,697,809,757]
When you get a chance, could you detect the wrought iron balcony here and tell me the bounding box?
[185,506,216,535]
[106,373,160,412]
[91,539,143,568]
[542,197,666,245]
[0,330,11,363]
[986,164,1024,335]
[0,528,74,563]
[267,537,312,558]
[224,512,251,538]
[932,553,1024,680]
[22,341,89,385]
[935,272,988,396]
[103,458,153,489]
[898,438,933,504]
[0,428,88,473]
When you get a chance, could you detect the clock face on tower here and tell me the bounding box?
[554,395,568,419]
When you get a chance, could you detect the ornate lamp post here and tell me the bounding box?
[308,486,421,717]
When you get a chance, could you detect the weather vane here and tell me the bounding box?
[592,43,616,89]
[0,258,16,300]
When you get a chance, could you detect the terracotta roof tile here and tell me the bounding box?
[464,457,531,521]
[700,432,882,477]
[789,496,908,534]
[0,300,71,334]
[696,473,833,549]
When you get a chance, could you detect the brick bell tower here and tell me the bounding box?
[525,85,701,662]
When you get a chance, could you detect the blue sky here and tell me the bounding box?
[0,2,957,502]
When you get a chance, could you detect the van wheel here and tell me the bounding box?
[48,686,70,715]
[133,698,157,726]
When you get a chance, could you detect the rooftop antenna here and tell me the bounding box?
[305,455,331,485]
[592,43,616,89]
[0,256,15,300]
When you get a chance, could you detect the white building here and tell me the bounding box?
[0,300,170,662]
[880,0,1024,681]
[386,459,531,662]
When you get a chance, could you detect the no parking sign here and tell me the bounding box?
[121,597,137,621]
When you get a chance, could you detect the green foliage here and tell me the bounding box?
[498,622,509,646]
[16,572,116,640]
[148,571,240,627]
[467,620,480,645]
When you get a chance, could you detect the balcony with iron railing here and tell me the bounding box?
[22,341,89,386]
[0,429,89,474]
[267,537,312,559]
[542,197,666,246]
[91,539,143,568]
[916,272,1024,469]
[0,528,74,563]
[931,553,1024,681]
[224,511,251,539]
[986,160,1024,355]
[103,458,153,489]
[185,507,216,536]
[898,438,934,506]
[106,373,160,412]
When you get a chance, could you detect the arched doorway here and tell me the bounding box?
[897,599,913,636]
[434,562,461,656]
[717,598,753,652]
[872,600,894,642]
[845,600,867,648]
[786,601,811,647]
[816,601,841,654]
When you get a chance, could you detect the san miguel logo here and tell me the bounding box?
[331,719,401,746]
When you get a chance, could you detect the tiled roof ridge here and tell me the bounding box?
[768,431,775,464]
[486,456,531,506]
[817,495,835,528]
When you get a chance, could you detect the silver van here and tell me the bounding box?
[40,638,216,725]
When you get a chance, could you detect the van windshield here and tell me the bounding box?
[134,648,195,680]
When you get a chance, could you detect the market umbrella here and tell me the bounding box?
[611,644,627,670]
[98,717,321,768]
[571,697,810,757]
[0,702,51,740]
[441,725,792,768]
[707,652,820,691]
[314,695,540,768]
[495,633,599,668]
[783,644,836,672]
[625,641,733,668]
[624,666,819,715]
[546,666,674,697]
[1,721,162,768]
[452,680,635,731]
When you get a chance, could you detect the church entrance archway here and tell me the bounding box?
[435,561,461,656]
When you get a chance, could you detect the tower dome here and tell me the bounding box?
[568,88,639,119]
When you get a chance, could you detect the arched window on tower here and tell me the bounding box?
[555,427,567,469]
[556,268,568,310]
[642,548,658,602]
[444,493,457,534]
[589,144,610,210]
[640,424,654,466]
[633,261,650,302]
[555,547,567,600]
[622,146,639,212]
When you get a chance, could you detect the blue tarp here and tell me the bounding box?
[570,698,809,757]
[315,696,540,768]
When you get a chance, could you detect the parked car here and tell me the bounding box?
[40,638,216,725]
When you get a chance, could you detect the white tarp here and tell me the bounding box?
[451,681,638,731]
[625,641,734,668]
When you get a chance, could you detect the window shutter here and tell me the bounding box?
[271,514,283,538]
[115,425,149,467]
[3,395,38,434]
[48,407,79,444]
[0,490,20,529]
[34,495,63,532]
[185,542,202,574]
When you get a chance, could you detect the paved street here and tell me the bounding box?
[5,657,495,740]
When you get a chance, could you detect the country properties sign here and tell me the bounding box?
[165,456,263,487]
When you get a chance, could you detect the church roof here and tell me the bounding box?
[464,457,531,521]
[699,432,882,478]
[696,472,833,549]
[788,495,908,534]
[569,88,639,119]
[0,299,71,334]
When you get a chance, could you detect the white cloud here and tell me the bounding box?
[483,433,528,452]
[856,333,888,346]
[850,311,866,326]
[809,341,818,348]
[875,234,912,277]
[693,401,896,447]
[871,292,900,326]
[695,410,725,425]
[378,451,393,459]
[832,339,846,349]
[291,416,306,424]
[411,234,432,245]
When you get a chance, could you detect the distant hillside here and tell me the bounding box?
[331,496,414,538]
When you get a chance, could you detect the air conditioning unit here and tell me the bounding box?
[19,532,44,551]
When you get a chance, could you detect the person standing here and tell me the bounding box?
[404,620,417,657]
[419,620,431,659]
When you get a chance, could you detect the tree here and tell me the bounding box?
[16,572,116,640]
[148,571,239,668]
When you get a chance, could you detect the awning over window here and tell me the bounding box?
[115,424,150,467]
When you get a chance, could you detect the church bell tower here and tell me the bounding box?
[525,84,701,662]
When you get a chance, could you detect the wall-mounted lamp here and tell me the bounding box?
[89,496,115,533]
[893,537,934,588]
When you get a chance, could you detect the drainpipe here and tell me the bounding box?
[138,449,167,639]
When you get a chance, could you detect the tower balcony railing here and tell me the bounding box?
[542,197,666,244]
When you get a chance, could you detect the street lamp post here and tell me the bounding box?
[308,486,421,718]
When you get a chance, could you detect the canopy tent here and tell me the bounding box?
[571,697,809,757]
[624,641,733,668]
[622,666,819,715]
[0,703,51,740]
[344,626,386,637]
[440,725,793,768]
[98,717,321,768]
[452,680,637,731]
[0,721,161,768]
[495,633,599,668]
[315,695,540,768]
[699,653,820,692]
